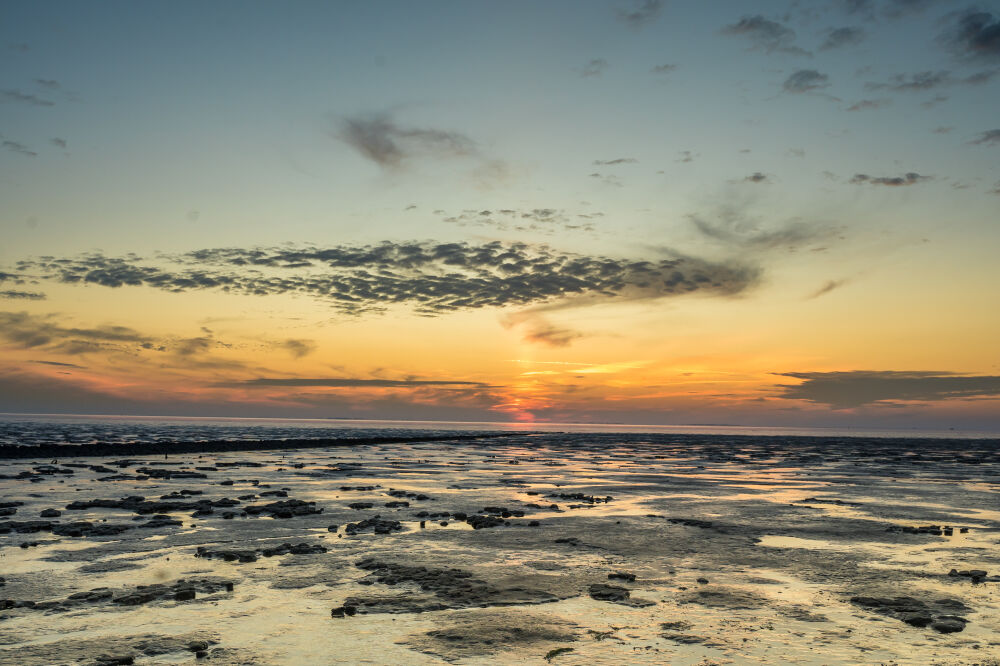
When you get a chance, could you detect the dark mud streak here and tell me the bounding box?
[0,432,527,459]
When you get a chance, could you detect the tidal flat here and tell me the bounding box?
[1,434,998,665]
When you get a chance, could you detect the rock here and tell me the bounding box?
[331,605,358,618]
[174,589,196,601]
[348,502,374,510]
[344,515,404,536]
[697,577,710,584]
[187,641,209,652]
[931,617,967,633]
[608,572,636,582]
[39,509,61,518]
[588,584,630,603]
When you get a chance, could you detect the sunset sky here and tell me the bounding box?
[2,0,999,429]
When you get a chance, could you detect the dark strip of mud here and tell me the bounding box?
[0,432,528,459]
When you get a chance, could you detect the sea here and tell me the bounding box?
[0,412,997,447]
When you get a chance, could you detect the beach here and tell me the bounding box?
[1,429,998,664]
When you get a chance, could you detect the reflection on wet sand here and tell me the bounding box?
[1,433,998,664]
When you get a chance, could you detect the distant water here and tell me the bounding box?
[0,413,996,447]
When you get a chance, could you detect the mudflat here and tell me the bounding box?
[1,433,998,665]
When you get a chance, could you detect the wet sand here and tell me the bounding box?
[1,433,998,665]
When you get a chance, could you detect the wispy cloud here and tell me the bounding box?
[0,89,54,106]
[616,0,663,29]
[579,58,609,77]
[970,129,1000,146]
[651,63,678,75]
[281,338,316,358]
[847,99,890,111]
[723,15,810,56]
[0,290,45,300]
[865,70,996,92]
[850,172,928,186]
[820,26,866,51]
[593,157,638,165]
[940,9,1000,61]
[225,377,492,388]
[783,69,830,93]
[1,139,37,157]
[338,112,477,168]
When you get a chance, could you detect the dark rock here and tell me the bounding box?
[344,515,403,536]
[40,509,61,518]
[588,584,630,603]
[608,572,636,582]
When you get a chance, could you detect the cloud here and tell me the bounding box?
[651,64,678,74]
[677,150,696,163]
[11,241,760,316]
[690,211,838,253]
[865,70,997,92]
[579,59,609,77]
[0,89,54,106]
[820,26,866,50]
[0,311,153,353]
[440,207,597,234]
[783,69,830,93]
[0,290,45,300]
[849,172,928,186]
[34,78,59,89]
[50,137,67,149]
[281,338,316,358]
[226,377,492,388]
[338,112,477,168]
[616,0,663,28]
[31,359,85,369]
[723,15,810,56]
[593,158,638,165]
[2,140,36,157]
[970,129,1000,146]
[941,10,1000,62]
[501,311,584,348]
[847,98,890,111]
[807,279,847,299]
[775,371,1000,408]
[743,172,770,183]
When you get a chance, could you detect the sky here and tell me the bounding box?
[1,0,999,429]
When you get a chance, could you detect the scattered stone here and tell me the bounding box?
[850,596,971,633]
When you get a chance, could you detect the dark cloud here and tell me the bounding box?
[0,311,153,353]
[440,208,597,234]
[0,89,54,106]
[2,140,37,157]
[677,150,696,163]
[865,70,997,92]
[34,78,59,89]
[226,377,491,388]
[580,59,609,77]
[723,16,810,56]
[820,26,866,50]
[850,172,928,186]
[776,371,1000,408]
[970,129,1000,146]
[11,242,759,316]
[616,0,663,28]
[847,98,890,111]
[174,336,215,356]
[593,158,638,165]
[783,69,830,93]
[807,279,847,299]
[942,10,1000,62]
[0,290,45,300]
[31,359,85,369]
[744,172,771,183]
[338,112,476,168]
[281,338,316,358]
[50,137,67,149]
[651,64,678,74]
